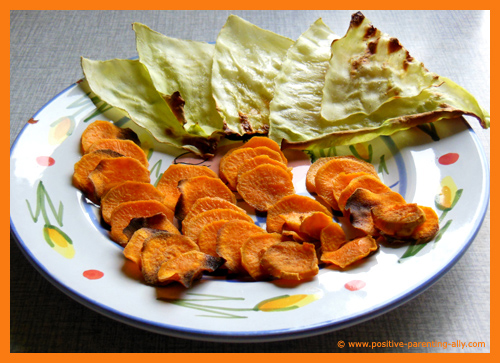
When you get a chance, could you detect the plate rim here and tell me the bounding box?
[10,81,490,343]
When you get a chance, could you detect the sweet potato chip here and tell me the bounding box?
[157,250,224,287]
[279,212,303,233]
[219,146,285,189]
[88,138,148,167]
[141,233,199,285]
[237,164,295,212]
[299,212,333,240]
[409,206,439,244]
[175,176,236,220]
[320,222,347,253]
[80,120,140,154]
[241,232,282,280]
[337,174,390,212]
[344,189,406,235]
[305,156,336,193]
[100,181,167,224]
[260,242,319,280]
[109,200,179,246]
[236,155,292,184]
[266,194,332,234]
[72,149,123,204]
[331,172,371,209]
[372,203,426,238]
[242,137,287,164]
[183,208,254,242]
[182,197,242,228]
[315,157,378,210]
[89,157,150,202]
[197,220,229,257]
[123,227,164,266]
[321,235,378,268]
[156,164,218,210]
[216,220,264,273]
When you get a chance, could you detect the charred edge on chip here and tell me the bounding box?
[403,51,414,71]
[239,112,254,133]
[367,39,379,55]
[350,11,365,28]
[164,91,186,125]
[181,135,219,157]
[388,38,403,54]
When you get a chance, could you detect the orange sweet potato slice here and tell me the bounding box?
[182,197,243,229]
[141,233,199,285]
[216,220,264,273]
[305,156,336,194]
[242,136,287,164]
[320,222,347,253]
[81,120,140,154]
[241,232,282,280]
[100,181,167,224]
[410,206,440,244]
[89,157,150,202]
[123,228,166,266]
[299,212,334,241]
[175,176,236,220]
[315,157,378,210]
[157,250,224,287]
[337,174,390,212]
[331,172,371,209]
[183,208,254,242]
[197,220,229,257]
[344,189,406,236]
[219,146,285,190]
[260,242,319,280]
[72,149,123,204]
[109,200,179,246]
[372,203,426,238]
[156,164,218,210]
[88,138,148,167]
[236,155,292,183]
[236,164,295,212]
[321,235,378,268]
[266,194,332,234]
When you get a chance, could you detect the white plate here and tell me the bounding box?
[10,79,489,342]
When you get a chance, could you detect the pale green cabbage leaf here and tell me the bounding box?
[211,15,294,135]
[133,22,224,137]
[81,57,218,157]
[268,18,339,145]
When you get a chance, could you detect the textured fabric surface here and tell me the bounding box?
[10,10,490,352]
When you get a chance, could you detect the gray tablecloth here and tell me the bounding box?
[10,10,490,352]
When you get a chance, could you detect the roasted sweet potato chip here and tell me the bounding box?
[183,208,254,242]
[337,174,390,212]
[109,200,179,246]
[141,233,199,285]
[72,149,123,204]
[123,227,164,266]
[156,164,218,210]
[219,146,285,190]
[299,212,333,240]
[216,220,264,273]
[100,181,167,224]
[315,157,378,210]
[279,212,303,233]
[409,206,439,244]
[305,156,336,194]
[197,220,229,257]
[321,235,378,268]
[242,136,287,164]
[320,222,347,253]
[81,120,140,154]
[260,242,319,280]
[88,138,148,167]
[236,155,292,184]
[344,189,406,235]
[241,232,282,280]
[157,250,224,287]
[331,172,371,209]
[182,197,242,228]
[175,176,236,220]
[89,157,150,202]
[372,203,425,238]
[266,194,332,234]
[237,164,295,212]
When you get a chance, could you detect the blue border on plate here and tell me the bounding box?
[10,82,490,343]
